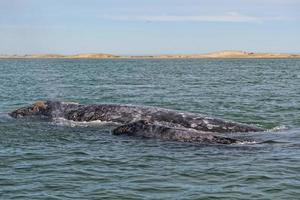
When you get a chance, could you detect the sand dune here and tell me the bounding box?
[69,53,119,58]
[1,51,299,59]
[153,51,300,59]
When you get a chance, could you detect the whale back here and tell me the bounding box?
[112,120,238,144]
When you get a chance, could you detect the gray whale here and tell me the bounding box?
[9,100,264,133]
[113,120,239,144]
[9,101,265,144]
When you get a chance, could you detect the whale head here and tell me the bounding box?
[9,101,53,118]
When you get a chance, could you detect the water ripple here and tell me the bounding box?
[1,59,300,199]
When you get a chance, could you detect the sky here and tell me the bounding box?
[0,0,299,55]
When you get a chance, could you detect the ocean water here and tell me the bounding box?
[0,58,300,199]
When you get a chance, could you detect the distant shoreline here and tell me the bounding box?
[1,50,300,59]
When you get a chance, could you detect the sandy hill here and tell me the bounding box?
[154,51,300,59]
[198,50,299,58]
[0,51,299,59]
[69,53,118,58]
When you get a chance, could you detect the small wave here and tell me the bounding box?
[0,112,12,122]
[258,140,289,144]
[52,117,121,127]
[0,112,9,116]
[237,139,289,145]
[269,125,288,132]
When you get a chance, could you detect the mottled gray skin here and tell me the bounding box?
[113,120,238,144]
[9,100,265,133]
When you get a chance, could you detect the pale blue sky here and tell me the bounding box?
[0,0,299,55]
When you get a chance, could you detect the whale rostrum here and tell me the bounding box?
[9,101,265,144]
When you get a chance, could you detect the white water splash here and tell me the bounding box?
[269,125,288,132]
[236,141,258,145]
[0,112,11,122]
[52,117,121,127]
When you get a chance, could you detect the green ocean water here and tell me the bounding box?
[0,59,300,199]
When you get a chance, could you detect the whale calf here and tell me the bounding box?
[9,100,265,133]
[113,120,239,144]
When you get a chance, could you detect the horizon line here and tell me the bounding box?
[1,50,300,56]
[1,50,300,59]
